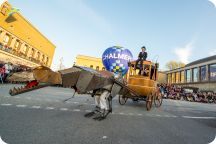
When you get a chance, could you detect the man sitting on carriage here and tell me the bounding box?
[134,46,148,75]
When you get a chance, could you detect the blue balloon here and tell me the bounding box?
[102,46,133,76]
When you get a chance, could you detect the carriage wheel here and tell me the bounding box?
[119,95,128,105]
[154,93,163,107]
[146,94,153,111]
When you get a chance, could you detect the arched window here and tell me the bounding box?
[14,40,21,50]
[102,67,105,70]
[3,34,10,45]
[22,45,28,54]
[90,65,93,69]
[41,55,45,62]
[96,66,99,71]
[36,52,41,60]
[46,57,49,65]
[30,48,35,58]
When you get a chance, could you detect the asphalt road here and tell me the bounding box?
[0,84,216,144]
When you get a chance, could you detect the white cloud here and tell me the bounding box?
[174,41,194,64]
[209,50,216,56]
[209,0,216,7]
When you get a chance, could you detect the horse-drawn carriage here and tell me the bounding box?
[118,60,163,110]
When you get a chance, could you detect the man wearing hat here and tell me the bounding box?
[134,46,148,74]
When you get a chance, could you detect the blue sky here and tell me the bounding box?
[8,0,216,70]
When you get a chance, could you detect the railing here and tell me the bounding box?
[128,61,158,81]
[0,43,47,66]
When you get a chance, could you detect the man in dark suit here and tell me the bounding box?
[134,46,148,74]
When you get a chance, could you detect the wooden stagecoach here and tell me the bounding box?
[118,60,163,110]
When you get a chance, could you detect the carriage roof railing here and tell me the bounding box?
[128,60,157,81]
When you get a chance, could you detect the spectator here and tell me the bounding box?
[158,83,216,104]
[3,62,13,82]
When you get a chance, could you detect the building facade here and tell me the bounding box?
[75,55,105,71]
[0,2,55,67]
[166,55,216,91]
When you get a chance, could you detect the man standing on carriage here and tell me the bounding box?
[134,46,148,75]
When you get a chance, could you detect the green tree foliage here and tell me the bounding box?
[166,61,185,70]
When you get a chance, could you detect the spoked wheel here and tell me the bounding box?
[146,94,153,111]
[119,95,128,105]
[154,92,163,107]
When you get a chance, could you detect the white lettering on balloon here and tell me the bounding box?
[103,53,132,61]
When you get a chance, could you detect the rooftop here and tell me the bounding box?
[186,55,216,67]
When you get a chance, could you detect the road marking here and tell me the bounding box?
[128,113,134,116]
[60,108,68,111]
[155,114,162,117]
[26,97,31,100]
[1,103,12,106]
[191,111,202,114]
[119,112,125,115]
[137,114,143,116]
[73,109,81,112]
[164,115,171,117]
[45,107,55,110]
[169,115,178,118]
[31,106,41,109]
[73,102,79,104]
[85,110,92,112]
[182,116,216,119]
[102,136,108,139]
[16,105,26,108]
[145,113,154,117]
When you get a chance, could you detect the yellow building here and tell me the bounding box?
[75,55,105,70]
[0,2,55,67]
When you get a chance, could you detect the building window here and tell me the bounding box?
[46,57,49,65]
[90,65,93,69]
[176,72,180,83]
[14,40,20,50]
[96,66,99,71]
[167,73,172,83]
[102,67,105,70]
[36,52,41,60]
[3,34,10,45]
[41,55,45,62]
[171,73,175,83]
[200,66,207,81]
[22,45,28,54]
[1,4,9,16]
[180,71,185,83]
[186,69,191,83]
[210,64,216,81]
[192,68,198,82]
[30,48,35,58]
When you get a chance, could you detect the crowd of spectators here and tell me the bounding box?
[158,84,216,104]
[0,62,31,83]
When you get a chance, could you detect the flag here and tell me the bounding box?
[7,7,20,16]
